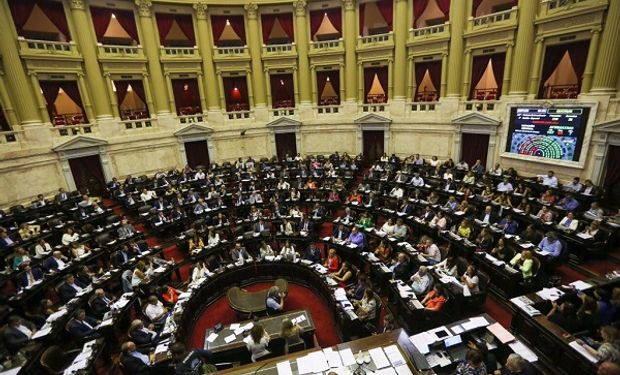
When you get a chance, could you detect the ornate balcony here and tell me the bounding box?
[213,46,251,62]
[271,107,296,118]
[17,37,80,60]
[121,117,154,130]
[468,7,518,32]
[177,114,205,125]
[97,44,146,61]
[409,22,450,43]
[262,43,297,59]
[540,0,607,16]
[315,105,341,115]
[409,101,439,112]
[225,110,252,120]
[160,46,200,62]
[357,32,394,51]
[50,123,95,137]
[308,38,344,58]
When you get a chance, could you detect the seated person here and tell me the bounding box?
[59,274,86,302]
[161,285,180,306]
[421,238,441,265]
[393,218,408,239]
[207,229,220,247]
[280,219,295,236]
[410,266,432,296]
[347,274,368,301]
[191,260,214,281]
[331,261,353,286]
[381,218,395,235]
[346,226,364,249]
[538,232,563,258]
[144,295,169,324]
[491,238,514,262]
[18,223,40,240]
[12,247,31,270]
[558,193,579,212]
[357,212,373,229]
[303,243,321,263]
[298,217,313,234]
[477,205,498,225]
[429,212,447,230]
[2,315,36,354]
[67,309,99,338]
[539,189,557,206]
[279,240,298,262]
[17,264,43,291]
[436,255,458,277]
[497,353,535,375]
[230,243,252,265]
[188,233,205,254]
[374,240,392,264]
[265,286,285,316]
[520,225,542,244]
[70,242,91,258]
[259,241,275,259]
[332,223,349,241]
[46,250,69,272]
[353,289,377,322]
[324,248,340,272]
[495,215,518,235]
[281,318,303,353]
[557,212,579,232]
[421,284,447,312]
[34,238,52,257]
[536,206,555,223]
[390,252,411,281]
[120,341,152,373]
[584,202,605,220]
[254,219,270,234]
[460,265,480,293]
[245,325,270,362]
[575,326,620,365]
[476,228,494,252]
[61,228,80,246]
[547,300,580,333]
[455,219,473,239]
[455,349,486,375]
[128,319,159,346]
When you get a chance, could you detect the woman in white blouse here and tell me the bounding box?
[61,228,80,246]
[381,218,395,235]
[191,260,213,281]
[207,229,220,247]
[280,240,298,261]
[245,325,270,362]
[259,241,275,258]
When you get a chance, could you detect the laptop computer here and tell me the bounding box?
[444,335,468,363]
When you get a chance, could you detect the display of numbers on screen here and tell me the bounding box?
[505,107,590,162]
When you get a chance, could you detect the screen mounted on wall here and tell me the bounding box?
[505,107,590,162]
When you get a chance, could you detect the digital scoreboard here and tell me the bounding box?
[505,107,589,161]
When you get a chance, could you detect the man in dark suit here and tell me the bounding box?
[55,188,69,204]
[390,252,412,281]
[44,251,69,272]
[120,341,151,374]
[254,219,270,234]
[364,192,377,208]
[152,197,166,211]
[17,265,43,291]
[399,200,413,216]
[0,231,16,251]
[310,203,324,218]
[298,218,313,234]
[59,274,86,302]
[443,178,456,192]
[67,309,98,338]
[420,205,435,222]
[332,224,349,241]
[2,316,36,354]
[91,288,113,317]
[115,245,134,265]
[477,205,498,226]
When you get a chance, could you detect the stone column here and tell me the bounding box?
[461,49,472,98]
[141,73,155,116]
[135,0,170,114]
[527,37,545,98]
[0,2,41,125]
[0,73,18,126]
[407,58,414,100]
[29,73,50,122]
[591,0,620,94]
[216,72,226,109]
[343,0,357,101]
[446,0,468,97]
[310,66,318,105]
[580,27,601,94]
[196,72,208,113]
[68,0,113,119]
[164,73,176,112]
[502,42,514,96]
[76,73,96,122]
[245,3,267,107]
[193,2,220,110]
[104,73,120,118]
[440,52,448,97]
[392,0,408,100]
[293,1,312,105]
[508,0,537,96]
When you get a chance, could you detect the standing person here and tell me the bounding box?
[265,286,285,316]
[245,325,270,362]
[281,318,303,353]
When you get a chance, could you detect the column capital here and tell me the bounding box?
[193,2,208,20]
[293,1,307,17]
[591,26,602,34]
[27,71,38,77]
[342,0,356,11]
[103,72,111,78]
[142,72,150,77]
[244,3,259,19]
[135,0,153,17]
[465,49,472,55]
[506,41,514,48]
[442,51,449,57]
[535,36,544,44]
[69,0,85,10]
[76,71,86,77]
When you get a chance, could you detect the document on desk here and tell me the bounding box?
[276,360,293,375]
[508,340,538,363]
[339,348,356,366]
[296,354,314,374]
[569,280,593,291]
[229,323,240,330]
[308,351,330,372]
[224,334,236,344]
[409,332,433,354]
[569,341,599,363]
[369,347,390,369]
[487,322,515,344]
[383,345,406,367]
[536,287,564,301]
[323,348,343,368]
[461,316,489,331]
[394,364,413,375]
[234,327,245,335]
[375,367,397,375]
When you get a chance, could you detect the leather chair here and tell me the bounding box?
[40,345,82,374]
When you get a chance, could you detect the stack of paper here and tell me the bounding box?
[569,280,593,291]
[569,341,598,363]
[536,287,564,301]
[369,348,390,369]
[509,340,538,362]
[384,345,406,367]
[486,322,515,344]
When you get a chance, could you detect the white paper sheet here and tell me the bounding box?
[206,332,218,343]
[224,334,236,343]
[276,361,293,375]
[369,348,390,369]
[339,348,356,366]
[569,341,599,363]
[383,345,406,367]
[486,322,515,344]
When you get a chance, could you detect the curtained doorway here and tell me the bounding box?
[604,145,620,208]
[68,155,106,198]
[275,133,297,161]
[363,130,384,163]
[460,133,489,168]
[184,140,210,169]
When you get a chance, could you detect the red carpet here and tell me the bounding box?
[187,282,341,350]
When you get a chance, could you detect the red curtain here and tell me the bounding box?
[279,14,294,42]
[115,9,139,42]
[210,15,228,45]
[538,44,573,98]
[8,0,36,37]
[436,0,451,17]
[469,55,490,99]
[567,40,590,90]
[175,14,196,45]
[261,14,276,44]
[472,0,484,16]
[69,155,106,197]
[223,77,249,111]
[37,0,71,40]
[414,61,442,99]
[39,80,62,119]
[90,7,112,43]
[461,133,489,168]
[310,8,341,40]
[155,13,174,46]
[0,108,9,131]
[316,70,340,105]
[262,13,294,43]
[270,74,295,108]
[60,81,87,121]
[172,79,200,114]
[363,67,388,103]
[114,80,130,107]
[413,0,429,24]
[359,2,365,35]
[227,16,246,45]
[377,0,393,31]
[490,53,506,99]
[185,141,210,169]
[131,81,148,110]
[605,146,620,187]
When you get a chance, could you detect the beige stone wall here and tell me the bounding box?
[0,156,65,206]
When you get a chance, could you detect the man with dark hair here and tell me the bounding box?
[170,342,212,375]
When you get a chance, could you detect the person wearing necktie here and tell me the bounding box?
[18,265,42,291]
[59,274,86,302]
[56,188,69,203]
[67,309,99,338]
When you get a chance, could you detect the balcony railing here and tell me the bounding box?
[177,114,205,125]
[271,107,296,117]
[122,117,153,130]
[360,103,387,112]
[0,130,21,144]
[316,105,340,114]
[411,22,450,40]
[471,88,499,101]
[410,102,439,112]
[225,110,252,120]
[545,0,589,10]
[51,124,94,137]
[263,43,295,54]
[161,46,199,57]
[98,44,143,57]
[471,7,517,28]
[358,32,393,46]
[18,37,78,57]
[462,100,499,112]
[51,113,87,127]
[541,84,579,99]
[309,38,343,51]
[215,46,249,56]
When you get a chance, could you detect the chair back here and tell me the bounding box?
[286,338,306,354]
[40,345,69,374]
[531,256,541,277]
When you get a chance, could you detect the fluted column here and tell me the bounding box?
[407,58,414,100]
[196,72,208,113]
[440,52,448,96]
[68,0,113,119]
[76,73,96,122]
[194,2,220,110]
[461,49,472,98]
[502,43,514,96]
[592,0,620,94]
[310,66,318,105]
[245,3,266,107]
[343,0,357,101]
[527,37,545,98]
[0,73,18,126]
[293,1,312,104]
[392,0,408,99]
[508,0,537,95]
[580,27,601,94]
[446,0,468,97]
[29,73,50,122]
[0,2,41,125]
[135,0,170,114]
[104,73,120,118]
[141,73,155,114]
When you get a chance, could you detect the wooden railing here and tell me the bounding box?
[541,84,579,99]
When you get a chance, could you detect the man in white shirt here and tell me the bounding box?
[538,171,558,188]
[422,239,441,265]
[145,295,168,323]
[456,160,469,171]
[140,188,157,203]
[410,266,431,296]
[390,186,404,199]
[62,228,80,246]
[496,178,514,193]
[410,172,425,187]
[563,177,583,192]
